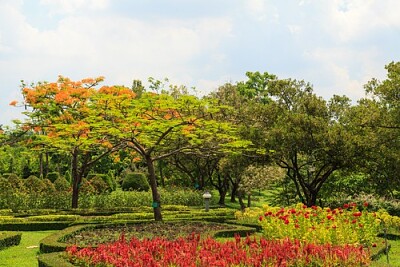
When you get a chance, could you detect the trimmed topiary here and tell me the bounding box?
[89,175,111,194]
[38,252,75,267]
[0,231,22,250]
[121,172,149,191]
[24,176,47,194]
[54,177,71,192]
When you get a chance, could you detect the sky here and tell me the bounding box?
[1,0,399,126]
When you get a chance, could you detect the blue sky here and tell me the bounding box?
[1,0,399,126]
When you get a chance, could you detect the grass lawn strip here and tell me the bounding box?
[0,231,56,267]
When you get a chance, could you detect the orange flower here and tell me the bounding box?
[9,100,18,106]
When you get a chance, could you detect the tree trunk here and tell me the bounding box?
[71,150,80,209]
[230,180,239,203]
[39,153,43,178]
[247,194,251,208]
[217,188,227,206]
[237,191,246,211]
[145,154,162,221]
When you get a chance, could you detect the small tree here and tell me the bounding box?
[239,164,285,209]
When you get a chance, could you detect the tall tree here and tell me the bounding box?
[354,61,400,195]
[97,80,246,221]
[18,76,125,208]
[239,72,366,206]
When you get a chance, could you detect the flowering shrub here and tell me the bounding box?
[375,209,400,232]
[236,203,381,246]
[67,233,370,267]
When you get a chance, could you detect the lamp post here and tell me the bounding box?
[202,191,212,212]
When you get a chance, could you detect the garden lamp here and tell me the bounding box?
[202,191,212,212]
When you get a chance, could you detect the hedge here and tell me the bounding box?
[40,225,90,253]
[38,252,75,267]
[0,222,71,231]
[0,231,22,250]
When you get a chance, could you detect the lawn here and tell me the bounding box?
[0,231,56,267]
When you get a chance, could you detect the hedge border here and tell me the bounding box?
[38,252,75,267]
[0,222,71,231]
[0,231,22,250]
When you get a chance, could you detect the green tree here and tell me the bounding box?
[354,61,400,196]
[98,79,245,221]
[239,72,365,206]
[18,76,124,208]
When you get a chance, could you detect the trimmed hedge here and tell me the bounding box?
[0,222,71,231]
[40,225,90,253]
[38,252,75,267]
[0,231,22,250]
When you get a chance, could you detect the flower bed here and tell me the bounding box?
[236,203,381,246]
[67,234,370,266]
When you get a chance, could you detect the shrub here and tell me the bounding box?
[54,177,71,192]
[89,175,111,194]
[0,231,22,250]
[42,179,56,193]
[38,252,75,267]
[40,225,89,253]
[7,174,26,192]
[0,222,71,231]
[121,172,149,192]
[24,176,47,194]
[88,173,116,191]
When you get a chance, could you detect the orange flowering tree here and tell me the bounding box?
[96,81,247,221]
[19,76,128,208]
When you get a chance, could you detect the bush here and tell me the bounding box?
[88,173,116,191]
[38,252,75,267]
[121,172,149,192]
[0,231,22,250]
[89,175,111,194]
[40,225,92,253]
[7,174,26,192]
[54,177,71,192]
[24,176,47,194]
[0,222,71,231]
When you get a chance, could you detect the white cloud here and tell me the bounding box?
[39,0,109,15]
[323,0,400,42]
[303,47,384,99]
[244,0,279,22]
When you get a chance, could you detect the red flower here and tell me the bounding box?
[353,212,362,217]
[363,202,369,207]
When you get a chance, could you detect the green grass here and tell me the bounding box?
[0,231,57,267]
[372,237,400,267]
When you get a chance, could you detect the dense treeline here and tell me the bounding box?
[1,61,399,220]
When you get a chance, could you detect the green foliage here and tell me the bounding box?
[38,252,75,267]
[0,231,22,250]
[88,175,111,194]
[24,176,48,194]
[0,222,71,231]
[7,173,26,192]
[121,172,149,191]
[54,177,71,192]
[46,172,60,183]
[40,225,88,253]
[88,174,115,192]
